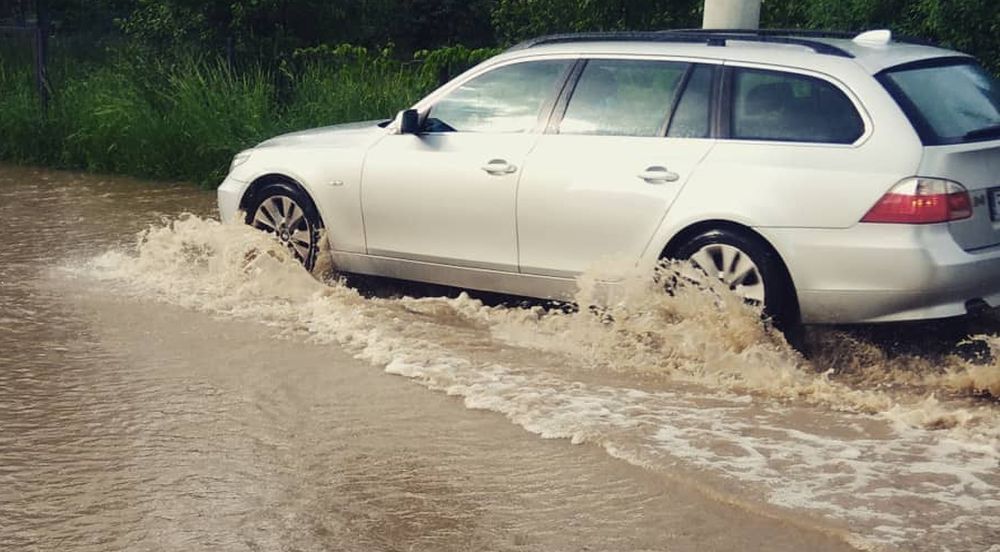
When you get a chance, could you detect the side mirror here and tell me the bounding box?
[398,109,420,135]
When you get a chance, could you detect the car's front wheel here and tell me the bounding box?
[672,228,799,329]
[244,181,323,270]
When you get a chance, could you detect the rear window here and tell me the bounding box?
[880,59,1000,145]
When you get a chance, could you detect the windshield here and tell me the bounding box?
[880,59,1000,145]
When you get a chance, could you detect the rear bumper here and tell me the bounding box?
[762,224,1000,324]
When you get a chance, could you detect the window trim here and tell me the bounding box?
[659,64,695,136]
[716,65,732,139]
[545,59,587,134]
[875,56,997,146]
[718,62,872,148]
[666,63,722,139]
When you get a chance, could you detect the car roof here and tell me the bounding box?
[500,32,970,75]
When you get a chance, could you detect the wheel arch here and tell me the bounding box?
[239,173,325,228]
[660,219,801,320]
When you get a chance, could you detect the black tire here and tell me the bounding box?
[671,228,800,332]
[243,180,323,271]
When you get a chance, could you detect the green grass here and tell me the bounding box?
[0,47,461,187]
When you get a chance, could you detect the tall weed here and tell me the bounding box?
[0,48,441,186]
[0,61,56,163]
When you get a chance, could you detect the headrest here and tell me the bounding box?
[744,82,795,114]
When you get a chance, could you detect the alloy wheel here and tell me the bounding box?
[688,243,766,304]
[251,195,314,264]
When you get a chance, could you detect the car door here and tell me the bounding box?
[517,59,718,277]
[361,59,573,271]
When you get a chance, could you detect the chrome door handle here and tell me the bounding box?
[481,159,518,175]
[638,166,680,183]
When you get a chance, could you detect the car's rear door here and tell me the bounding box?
[361,59,573,272]
[516,59,718,277]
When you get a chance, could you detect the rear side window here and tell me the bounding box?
[879,60,1000,145]
[559,59,688,137]
[730,68,864,144]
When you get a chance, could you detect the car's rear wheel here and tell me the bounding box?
[244,181,323,270]
[671,228,799,330]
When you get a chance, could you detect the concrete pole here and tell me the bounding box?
[703,0,762,29]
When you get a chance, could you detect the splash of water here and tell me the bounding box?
[68,214,1000,551]
[79,214,998,437]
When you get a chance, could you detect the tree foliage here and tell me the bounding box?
[2,1,996,70]
[491,0,702,44]
[762,0,1000,72]
[111,0,497,59]
[1,0,998,187]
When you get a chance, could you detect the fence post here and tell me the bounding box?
[226,35,236,69]
[14,0,26,27]
[31,25,48,112]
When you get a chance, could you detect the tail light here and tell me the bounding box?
[861,178,972,224]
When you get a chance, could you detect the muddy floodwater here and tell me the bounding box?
[0,165,997,552]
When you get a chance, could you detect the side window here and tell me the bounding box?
[731,68,864,144]
[425,60,571,134]
[559,59,688,137]
[667,65,715,138]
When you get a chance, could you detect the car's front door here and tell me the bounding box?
[361,59,573,271]
[517,59,718,277]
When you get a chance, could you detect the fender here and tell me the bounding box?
[239,146,368,254]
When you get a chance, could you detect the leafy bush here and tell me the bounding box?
[282,45,431,132]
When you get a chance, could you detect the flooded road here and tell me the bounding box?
[0,165,997,551]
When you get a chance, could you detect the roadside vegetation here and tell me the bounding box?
[0,44,496,185]
[0,0,997,187]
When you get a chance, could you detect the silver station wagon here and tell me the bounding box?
[218,29,1000,329]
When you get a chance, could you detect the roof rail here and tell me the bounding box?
[673,28,938,47]
[674,28,856,39]
[509,30,855,58]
